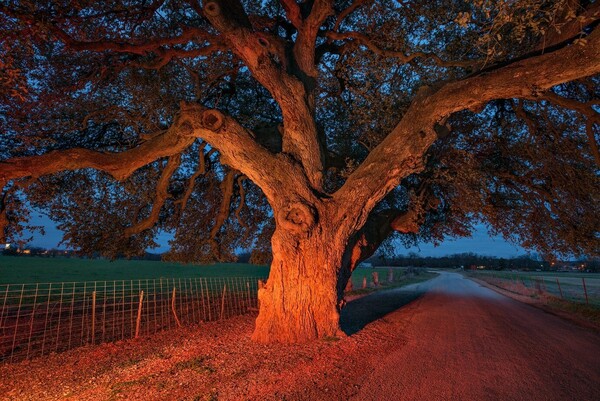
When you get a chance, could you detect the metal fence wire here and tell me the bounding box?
[0,276,265,363]
[469,272,600,306]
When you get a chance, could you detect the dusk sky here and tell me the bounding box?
[24,212,527,258]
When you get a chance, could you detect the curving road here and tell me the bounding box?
[349,272,600,401]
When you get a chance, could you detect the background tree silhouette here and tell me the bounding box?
[1,0,599,342]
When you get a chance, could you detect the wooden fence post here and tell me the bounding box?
[220,284,227,320]
[171,287,181,327]
[556,278,563,299]
[246,281,251,311]
[372,272,379,287]
[362,277,367,289]
[388,268,394,283]
[135,290,144,338]
[582,278,589,305]
[91,291,96,344]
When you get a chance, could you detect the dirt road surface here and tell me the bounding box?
[349,272,600,401]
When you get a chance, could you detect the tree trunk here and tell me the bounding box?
[252,224,348,343]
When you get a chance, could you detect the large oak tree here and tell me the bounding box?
[1,0,599,342]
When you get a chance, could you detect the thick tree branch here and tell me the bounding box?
[176,102,318,209]
[293,0,334,77]
[279,0,302,29]
[124,154,181,237]
[235,175,249,230]
[208,170,236,259]
[175,143,213,214]
[334,25,600,236]
[203,0,325,190]
[0,127,196,183]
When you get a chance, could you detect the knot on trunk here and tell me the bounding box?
[202,110,225,131]
[204,1,221,17]
[279,202,317,235]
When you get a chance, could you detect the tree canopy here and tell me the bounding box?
[1,0,599,260]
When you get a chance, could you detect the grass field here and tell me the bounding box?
[466,269,600,306]
[0,256,439,288]
[0,256,269,284]
[348,267,438,293]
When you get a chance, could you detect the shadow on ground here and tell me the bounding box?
[340,288,425,335]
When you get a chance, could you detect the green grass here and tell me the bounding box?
[347,268,438,295]
[0,256,437,290]
[547,299,600,326]
[0,255,269,284]
[471,269,599,279]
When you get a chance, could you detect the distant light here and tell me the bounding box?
[3,244,9,249]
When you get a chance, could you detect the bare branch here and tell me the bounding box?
[586,120,600,167]
[130,44,225,70]
[541,92,600,166]
[235,175,249,230]
[208,170,236,258]
[326,31,479,68]
[124,154,182,236]
[210,170,236,240]
[176,143,210,214]
[333,0,371,32]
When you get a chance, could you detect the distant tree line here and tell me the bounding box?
[3,247,598,272]
[368,252,600,272]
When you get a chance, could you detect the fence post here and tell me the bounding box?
[135,290,144,338]
[372,271,379,286]
[0,284,9,332]
[555,278,563,299]
[220,283,227,320]
[171,287,181,327]
[362,277,367,289]
[91,290,96,345]
[582,278,589,305]
[246,281,251,311]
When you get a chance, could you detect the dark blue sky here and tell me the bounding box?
[23,213,527,257]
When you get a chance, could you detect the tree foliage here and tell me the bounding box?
[1,0,599,262]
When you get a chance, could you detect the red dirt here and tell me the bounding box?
[1,272,599,401]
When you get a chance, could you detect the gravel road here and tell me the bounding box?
[349,271,600,401]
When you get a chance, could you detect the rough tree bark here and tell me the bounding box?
[252,223,346,342]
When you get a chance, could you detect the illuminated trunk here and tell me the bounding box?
[250,202,402,343]
[252,222,349,343]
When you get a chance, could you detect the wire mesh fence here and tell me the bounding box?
[0,276,266,363]
[468,271,600,306]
